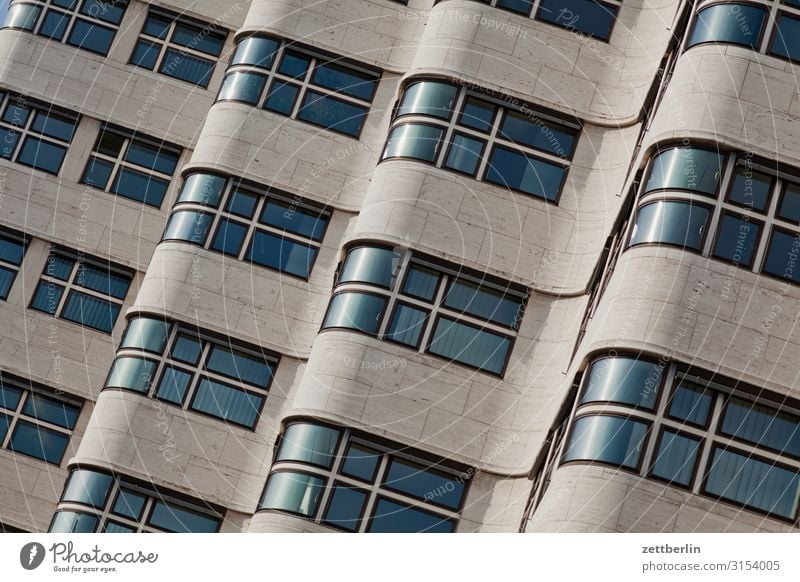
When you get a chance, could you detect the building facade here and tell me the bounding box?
[0,0,798,533]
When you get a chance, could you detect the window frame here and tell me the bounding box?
[0,226,30,301]
[646,426,704,490]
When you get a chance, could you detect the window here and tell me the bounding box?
[763,228,800,283]
[771,12,800,62]
[562,353,800,522]
[643,146,723,195]
[0,374,82,465]
[628,200,710,250]
[0,226,28,300]
[578,356,663,409]
[81,125,181,207]
[216,35,380,138]
[50,468,223,532]
[2,0,128,55]
[320,245,526,376]
[162,172,330,280]
[258,420,469,532]
[29,248,132,334]
[687,3,766,49]
[103,316,278,429]
[381,79,578,203]
[130,9,226,88]
[0,92,77,174]
[712,212,761,267]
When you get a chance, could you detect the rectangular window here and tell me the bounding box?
[769,12,800,63]
[29,248,132,333]
[0,92,77,174]
[81,125,181,207]
[0,226,28,300]
[130,9,226,88]
[2,0,128,55]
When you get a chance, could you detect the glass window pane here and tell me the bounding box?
[39,9,69,40]
[0,232,26,265]
[340,443,380,482]
[3,3,42,31]
[105,356,156,392]
[47,254,74,280]
[580,357,663,409]
[537,0,618,40]
[259,471,324,516]
[160,49,215,87]
[427,317,510,375]
[172,22,224,56]
[312,63,377,100]
[130,39,159,70]
[2,101,29,125]
[721,397,800,458]
[260,199,327,241]
[323,484,367,531]
[30,281,64,315]
[226,189,258,218]
[459,97,496,132]
[382,124,443,162]
[111,166,170,207]
[276,422,341,467]
[651,430,701,486]
[668,381,713,426]
[97,130,125,157]
[31,111,76,141]
[49,511,98,533]
[772,13,800,62]
[112,488,146,520]
[80,0,127,24]
[81,157,114,189]
[402,265,439,301]
[497,0,533,16]
[62,469,113,507]
[75,263,131,299]
[278,51,310,78]
[177,173,226,206]
[61,290,120,333]
[125,141,178,174]
[629,200,709,250]
[779,183,800,223]
[339,246,399,287]
[562,415,649,469]
[155,366,192,404]
[148,500,219,533]
[264,81,300,115]
[142,13,170,39]
[713,214,760,266]
[0,128,19,159]
[322,292,386,335]
[728,166,772,211]
[171,334,202,364]
[103,521,136,533]
[386,304,428,347]
[397,81,457,119]
[485,146,565,201]
[121,317,170,352]
[368,498,454,533]
[66,19,115,55]
[190,378,263,427]
[10,420,69,463]
[763,229,800,283]
[210,218,248,256]
[231,36,279,69]
[644,147,724,194]
[385,458,464,510]
[297,90,368,137]
[444,134,484,175]
[206,345,272,388]
[246,230,317,278]
[499,110,576,156]
[0,413,9,443]
[162,211,212,244]
[0,381,23,411]
[444,279,520,327]
[17,137,67,174]
[0,267,14,299]
[22,392,80,429]
[689,4,766,48]
[705,447,800,519]
[217,72,266,104]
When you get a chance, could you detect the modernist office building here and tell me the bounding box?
[0,0,799,533]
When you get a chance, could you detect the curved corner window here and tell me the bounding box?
[162,210,213,244]
[49,511,98,533]
[579,356,663,409]
[687,3,766,49]
[629,200,710,250]
[396,81,458,120]
[562,415,649,469]
[338,246,399,287]
[276,422,342,467]
[217,71,267,104]
[770,12,800,62]
[176,173,227,206]
[382,124,443,163]
[105,357,156,393]
[3,3,41,30]
[321,292,387,335]
[120,316,170,352]
[258,471,324,516]
[62,469,114,508]
[231,36,279,68]
[644,147,724,195]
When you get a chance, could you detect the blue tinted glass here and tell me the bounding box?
[0,381,22,411]
[49,511,98,533]
[771,13,800,61]
[121,317,170,352]
[142,14,170,38]
[10,420,69,463]
[312,63,376,100]
[160,49,214,87]
[721,397,800,458]
[651,430,700,486]
[178,174,226,206]
[485,146,565,201]
[82,157,114,189]
[0,233,25,265]
[668,381,712,425]
[206,345,272,387]
[402,266,439,301]
[130,39,159,70]
[563,415,649,469]
[211,219,248,256]
[246,230,317,278]
[705,447,800,519]
[22,392,80,429]
[278,51,310,78]
[322,292,386,334]
[428,317,510,375]
[217,72,266,104]
[444,134,484,175]
[61,290,120,332]
[75,263,131,299]
[190,378,263,427]
[3,3,41,31]
[323,485,367,531]
[368,499,454,533]
[459,97,496,132]
[497,0,532,15]
[0,128,19,159]
[148,500,220,533]
[580,357,663,409]
[39,9,69,39]
[341,444,380,481]
[111,166,169,206]
[125,141,178,174]
[688,4,766,48]
[17,137,67,174]
[764,230,800,283]
[259,472,324,516]
[0,268,14,299]
[49,253,77,279]
[444,280,520,327]
[67,19,115,55]
[297,90,368,137]
[383,124,443,162]
[80,0,127,24]
[779,183,800,223]
[103,521,135,533]
[0,414,8,443]
[499,110,576,156]
[397,81,457,119]
[231,37,279,68]
[386,304,427,347]
[629,201,709,250]
[260,199,327,240]
[728,167,772,211]
[264,81,300,115]
[171,334,202,364]
[96,130,124,156]
[645,147,723,194]
[172,22,225,56]
[339,246,398,286]
[225,189,258,218]
[277,422,341,467]
[2,102,29,125]
[385,458,464,510]
[537,0,618,40]
[32,112,76,141]
[162,211,212,244]
[62,469,113,507]
[156,366,192,404]
[112,488,146,519]
[713,214,760,266]
[105,357,156,392]
[30,281,64,315]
